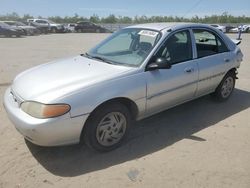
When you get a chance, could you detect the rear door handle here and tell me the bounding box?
[224,58,230,63]
[184,67,194,73]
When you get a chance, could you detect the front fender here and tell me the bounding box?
[62,72,147,118]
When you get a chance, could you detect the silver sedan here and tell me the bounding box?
[4,23,243,152]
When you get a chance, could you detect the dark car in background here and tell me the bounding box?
[3,21,39,35]
[74,21,109,33]
[0,22,25,37]
[0,21,25,36]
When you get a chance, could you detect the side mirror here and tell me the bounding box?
[146,57,171,71]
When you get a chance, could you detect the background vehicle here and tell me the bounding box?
[0,22,23,37]
[27,19,65,33]
[0,21,25,36]
[230,25,250,33]
[3,21,39,35]
[64,23,76,32]
[210,24,226,33]
[75,21,109,33]
[27,19,50,34]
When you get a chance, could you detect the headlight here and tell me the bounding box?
[21,101,71,119]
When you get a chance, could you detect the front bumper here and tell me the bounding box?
[3,87,89,146]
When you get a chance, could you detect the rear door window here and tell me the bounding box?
[193,29,229,58]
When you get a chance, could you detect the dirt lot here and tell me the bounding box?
[0,33,250,188]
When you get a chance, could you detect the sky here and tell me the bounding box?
[0,0,250,18]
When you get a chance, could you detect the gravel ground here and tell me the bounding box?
[0,33,250,188]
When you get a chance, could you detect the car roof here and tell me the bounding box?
[127,22,211,31]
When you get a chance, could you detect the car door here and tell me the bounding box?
[192,29,231,97]
[36,20,48,27]
[89,23,96,32]
[145,30,199,115]
[83,22,90,32]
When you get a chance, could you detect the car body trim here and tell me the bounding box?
[198,71,225,82]
[70,112,90,118]
[147,72,225,100]
[147,80,197,100]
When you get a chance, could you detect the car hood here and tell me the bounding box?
[12,55,134,102]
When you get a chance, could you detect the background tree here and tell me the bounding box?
[0,12,250,24]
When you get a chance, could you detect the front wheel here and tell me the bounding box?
[212,72,235,101]
[82,103,131,152]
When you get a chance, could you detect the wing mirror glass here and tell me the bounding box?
[146,57,171,71]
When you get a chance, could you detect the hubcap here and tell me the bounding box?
[96,112,127,146]
[221,77,234,98]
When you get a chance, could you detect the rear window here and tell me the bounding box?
[193,29,229,58]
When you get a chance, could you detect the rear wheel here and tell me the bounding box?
[212,72,235,101]
[82,103,131,152]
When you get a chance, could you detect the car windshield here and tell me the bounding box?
[87,28,161,67]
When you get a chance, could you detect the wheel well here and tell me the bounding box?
[227,68,237,78]
[91,97,139,120]
[80,97,139,143]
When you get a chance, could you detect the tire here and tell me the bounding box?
[212,72,235,102]
[82,103,132,152]
[51,27,57,33]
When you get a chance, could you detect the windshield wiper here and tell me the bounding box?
[92,56,114,64]
[81,53,114,65]
[81,52,92,59]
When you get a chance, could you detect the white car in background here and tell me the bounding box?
[230,25,250,33]
[64,23,76,32]
[210,24,226,33]
[27,19,65,33]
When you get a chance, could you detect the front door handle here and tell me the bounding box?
[184,67,194,73]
